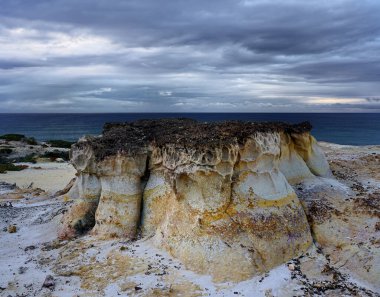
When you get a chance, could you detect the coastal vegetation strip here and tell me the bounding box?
[0,134,71,173]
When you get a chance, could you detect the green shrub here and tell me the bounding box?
[0,134,25,141]
[0,163,28,174]
[25,137,38,145]
[47,140,74,148]
[41,150,69,161]
[0,148,13,155]
[16,154,37,163]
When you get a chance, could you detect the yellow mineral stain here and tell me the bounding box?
[255,192,298,208]
[100,192,141,204]
[54,240,148,294]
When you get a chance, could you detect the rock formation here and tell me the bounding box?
[297,143,380,290]
[59,119,331,281]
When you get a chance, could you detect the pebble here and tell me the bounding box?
[7,225,17,233]
[18,266,28,274]
[24,245,36,251]
[42,275,55,289]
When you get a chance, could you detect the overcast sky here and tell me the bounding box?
[1,0,380,112]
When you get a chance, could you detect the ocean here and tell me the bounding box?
[0,113,379,145]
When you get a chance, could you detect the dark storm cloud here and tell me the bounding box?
[0,0,380,112]
[288,60,380,83]
[0,60,45,70]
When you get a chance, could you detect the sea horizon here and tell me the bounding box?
[1,113,379,145]
[1,111,380,114]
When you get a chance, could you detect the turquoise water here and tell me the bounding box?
[0,113,379,145]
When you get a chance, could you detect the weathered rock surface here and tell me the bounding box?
[59,119,332,281]
[299,142,380,291]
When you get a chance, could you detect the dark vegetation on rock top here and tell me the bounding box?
[79,119,312,160]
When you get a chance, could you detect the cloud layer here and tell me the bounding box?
[1,0,380,112]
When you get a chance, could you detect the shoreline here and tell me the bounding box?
[1,113,380,145]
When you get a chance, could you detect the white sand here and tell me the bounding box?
[0,196,298,297]
[0,162,76,194]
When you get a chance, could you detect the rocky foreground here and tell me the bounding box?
[0,119,379,297]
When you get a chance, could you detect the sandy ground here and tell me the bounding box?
[0,145,379,297]
[0,198,303,297]
[0,162,75,194]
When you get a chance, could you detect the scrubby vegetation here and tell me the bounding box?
[0,163,28,174]
[15,154,37,163]
[25,137,38,145]
[47,140,74,148]
[0,151,33,173]
[41,150,69,161]
[0,134,26,141]
[0,148,13,155]
[0,135,71,172]
[0,134,38,145]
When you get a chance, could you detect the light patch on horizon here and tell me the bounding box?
[307,97,367,105]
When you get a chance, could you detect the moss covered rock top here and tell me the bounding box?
[75,118,312,160]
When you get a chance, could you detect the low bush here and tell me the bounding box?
[0,148,13,155]
[47,140,74,148]
[16,154,37,163]
[41,150,69,161]
[0,134,25,141]
[25,137,38,145]
[0,163,28,174]
[0,134,38,145]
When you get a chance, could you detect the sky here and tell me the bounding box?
[1,0,380,113]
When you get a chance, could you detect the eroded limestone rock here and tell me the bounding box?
[59,119,330,281]
[296,143,380,291]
